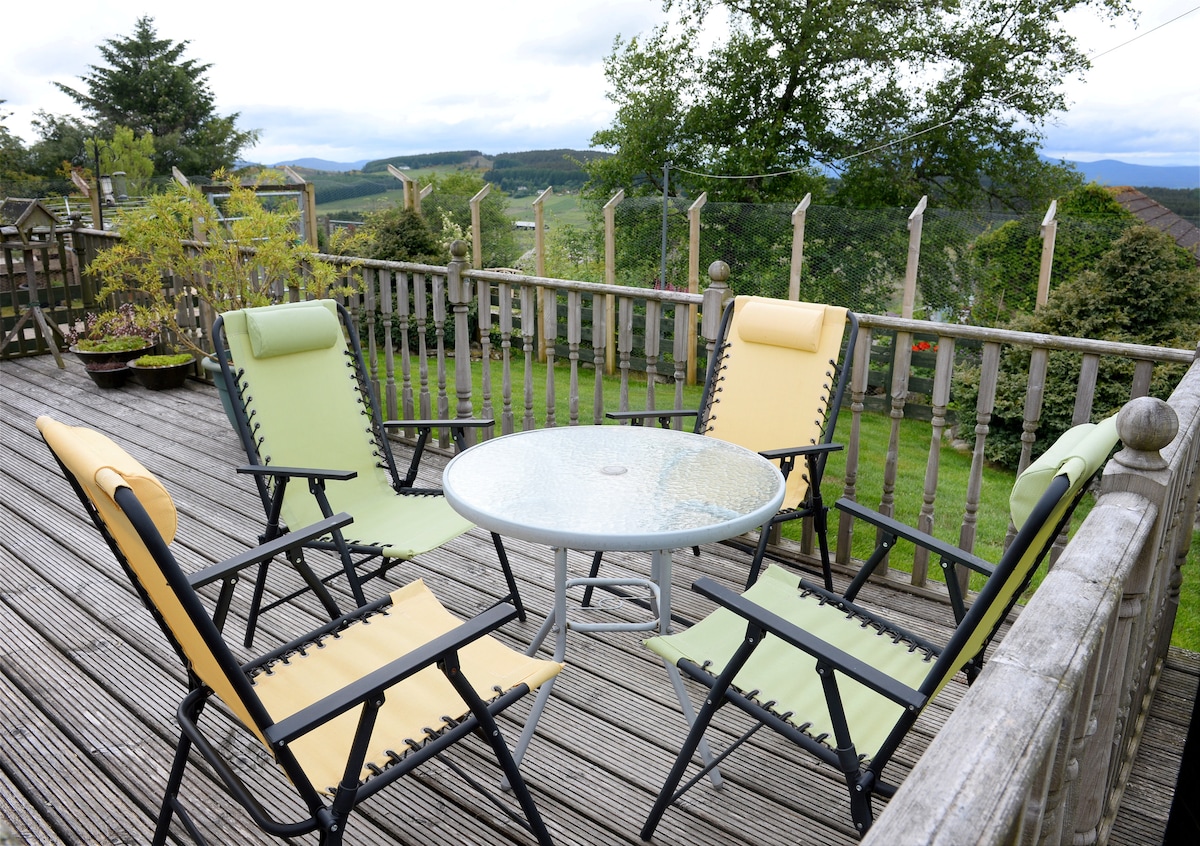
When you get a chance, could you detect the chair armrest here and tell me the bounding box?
[263,602,519,745]
[606,409,698,428]
[692,577,927,712]
[758,442,843,461]
[236,464,357,483]
[189,512,355,589]
[383,418,496,429]
[834,498,994,576]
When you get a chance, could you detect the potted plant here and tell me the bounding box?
[82,358,133,389]
[128,351,195,390]
[66,303,160,365]
[86,169,362,419]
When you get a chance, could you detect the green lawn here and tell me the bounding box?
[393,352,1199,651]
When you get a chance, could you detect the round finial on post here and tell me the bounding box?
[449,239,469,262]
[1114,396,1178,471]
[708,260,730,286]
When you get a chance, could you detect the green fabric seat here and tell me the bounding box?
[214,299,523,645]
[642,415,1120,838]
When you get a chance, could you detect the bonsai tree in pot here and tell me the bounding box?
[87,169,361,412]
[65,302,163,388]
[66,303,160,361]
[88,169,360,353]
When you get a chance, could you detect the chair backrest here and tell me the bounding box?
[36,416,271,745]
[216,299,399,529]
[924,415,1119,699]
[698,296,854,505]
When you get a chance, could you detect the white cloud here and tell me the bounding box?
[2,0,1196,170]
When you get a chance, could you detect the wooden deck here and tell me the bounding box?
[0,353,1193,845]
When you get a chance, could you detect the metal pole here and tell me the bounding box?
[660,161,671,288]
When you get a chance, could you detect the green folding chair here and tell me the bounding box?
[585,295,857,607]
[213,299,523,645]
[641,415,1119,838]
[37,415,561,846]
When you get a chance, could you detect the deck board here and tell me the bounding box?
[0,353,1191,845]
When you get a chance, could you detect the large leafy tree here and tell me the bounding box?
[587,0,1127,211]
[52,16,258,176]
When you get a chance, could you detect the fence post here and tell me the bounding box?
[470,183,491,270]
[1038,200,1058,308]
[534,187,552,364]
[687,192,707,385]
[901,196,927,319]
[604,189,624,376]
[446,240,476,444]
[789,193,811,301]
[386,164,414,210]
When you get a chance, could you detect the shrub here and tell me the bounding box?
[957,225,1200,470]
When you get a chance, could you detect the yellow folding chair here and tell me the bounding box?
[38,416,561,846]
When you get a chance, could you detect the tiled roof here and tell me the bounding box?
[1112,187,1200,264]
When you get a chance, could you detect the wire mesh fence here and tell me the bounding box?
[3,174,1146,329]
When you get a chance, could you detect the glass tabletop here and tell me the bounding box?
[442,425,785,552]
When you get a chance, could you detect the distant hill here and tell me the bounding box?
[1059,158,1199,190]
[274,157,371,172]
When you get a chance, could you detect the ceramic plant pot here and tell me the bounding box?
[130,359,193,390]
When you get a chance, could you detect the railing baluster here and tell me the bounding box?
[959,341,1001,557]
[837,324,872,567]
[617,296,634,414]
[879,330,913,581]
[477,278,494,430]
[499,281,515,434]
[566,289,581,426]
[913,336,955,583]
[543,287,558,427]
[521,283,536,431]
[672,304,689,426]
[592,292,607,425]
[413,272,432,421]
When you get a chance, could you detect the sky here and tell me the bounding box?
[2,0,1197,170]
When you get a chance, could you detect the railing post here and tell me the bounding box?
[789,193,811,302]
[447,240,476,445]
[701,260,731,352]
[1071,397,1178,844]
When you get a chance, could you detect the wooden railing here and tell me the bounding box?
[864,357,1200,845]
[47,230,1196,584]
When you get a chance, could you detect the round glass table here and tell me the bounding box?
[443,424,785,771]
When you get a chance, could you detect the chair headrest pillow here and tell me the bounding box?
[246,301,340,359]
[1009,414,1118,529]
[735,299,826,352]
[36,416,178,544]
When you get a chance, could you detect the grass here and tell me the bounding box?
[385,350,1200,652]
